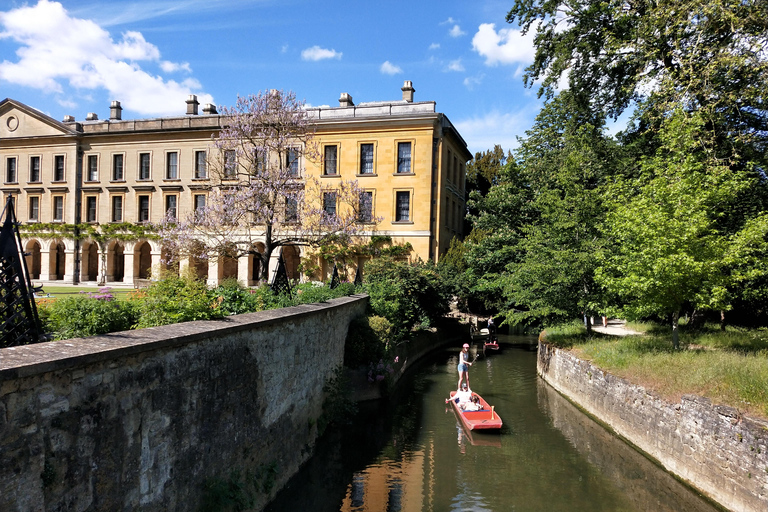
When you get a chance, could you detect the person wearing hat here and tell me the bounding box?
[458,343,473,391]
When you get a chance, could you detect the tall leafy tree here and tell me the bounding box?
[597,110,763,347]
[501,93,615,327]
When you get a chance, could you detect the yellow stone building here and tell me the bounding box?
[0,81,470,287]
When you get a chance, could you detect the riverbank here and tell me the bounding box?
[538,341,768,512]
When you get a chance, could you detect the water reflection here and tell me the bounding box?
[537,379,717,512]
[266,339,720,512]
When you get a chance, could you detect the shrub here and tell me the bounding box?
[213,278,260,315]
[364,257,451,339]
[135,271,223,328]
[344,315,389,368]
[42,290,138,340]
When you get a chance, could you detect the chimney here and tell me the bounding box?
[63,115,75,123]
[86,112,98,121]
[203,103,218,115]
[110,100,122,121]
[339,92,354,107]
[401,80,415,102]
[186,94,199,115]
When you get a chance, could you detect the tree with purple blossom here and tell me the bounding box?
[159,90,377,281]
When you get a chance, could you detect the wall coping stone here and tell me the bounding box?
[0,294,368,380]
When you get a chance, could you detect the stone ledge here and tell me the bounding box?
[0,294,368,380]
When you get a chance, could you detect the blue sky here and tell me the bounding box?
[0,0,549,155]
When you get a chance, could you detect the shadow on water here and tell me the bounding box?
[265,336,721,512]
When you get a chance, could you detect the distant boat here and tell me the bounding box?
[484,339,499,351]
[448,390,503,431]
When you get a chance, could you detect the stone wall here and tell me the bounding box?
[538,342,768,512]
[0,295,367,512]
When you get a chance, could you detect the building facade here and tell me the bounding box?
[0,81,471,287]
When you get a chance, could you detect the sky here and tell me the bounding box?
[0,0,551,155]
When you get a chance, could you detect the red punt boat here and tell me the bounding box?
[448,390,503,431]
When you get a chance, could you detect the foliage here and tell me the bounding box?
[134,271,223,328]
[40,288,139,340]
[160,90,376,281]
[19,222,158,242]
[344,315,391,368]
[596,110,766,347]
[212,278,261,316]
[317,367,358,436]
[363,257,451,339]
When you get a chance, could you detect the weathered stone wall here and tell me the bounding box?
[0,295,367,512]
[538,342,768,512]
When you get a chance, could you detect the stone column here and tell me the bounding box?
[63,249,76,283]
[237,254,251,286]
[150,249,162,280]
[123,252,135,285]
[207,258,220,287]
[40,249,51,281]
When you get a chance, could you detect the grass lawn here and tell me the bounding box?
[545,321,768,421]
[35,285,138,300]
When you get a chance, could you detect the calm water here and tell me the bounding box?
[265,336,720,512]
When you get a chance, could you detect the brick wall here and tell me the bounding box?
[538,342,768,512]
[0,295,367,511]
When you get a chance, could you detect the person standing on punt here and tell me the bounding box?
[458,343,473,391]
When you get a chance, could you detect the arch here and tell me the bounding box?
[160,246,179,276]
[49,241,65,280]
[249,242,266,283]
[282,245,300,281]
[220,243,238,281]
[190,241,208,281]
[108,241,125,283]
[25,240,41,280]
[134,241,152,279]
[81,241,99,282]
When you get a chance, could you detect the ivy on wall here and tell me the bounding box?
[19,223,160,243]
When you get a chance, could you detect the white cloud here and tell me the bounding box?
[449,24,465,37]
[463,74,484,90]
[440,17,456,25]
[446,59,464,72]
[472,23,537,66]
[301,45,342,61]
[429,43,440,50]
[455,109,536,153]
[0,0,212,115]
[380,61,403,75]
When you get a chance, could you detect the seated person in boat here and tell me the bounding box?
[450,383,472,405]
[461,395,483,411]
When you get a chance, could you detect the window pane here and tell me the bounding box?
[287,148,299,176]
[323,192,337,217]
[194,194,206,211]
[166,152,178,179]
[360,144,373,174]
[195,151,207,178]
[29,197,39,221]
[138,196,150,222]
[113,154,124,181]
[397,142,411,173]
[86,197,97,222]
[6,157,16,183]
[396,191,410,222]
[112,196,123,222]
[139,153,150,180]
[324,146,337,175]
[358,191,373,223]
[166,195,177,220]
[87,155,98,181]
[30,156,40,182]
[53,197,63,221]
[285,195,298,222]
[224,150,236,177]
[54,155,64,181]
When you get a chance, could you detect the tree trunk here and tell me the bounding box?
[671,311,680,350]
[720,310,726,331]
[585,314,592,334]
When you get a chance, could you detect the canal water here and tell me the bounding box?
[265,335,720,512]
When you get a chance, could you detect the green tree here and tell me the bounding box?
[596,110,762,347]
[501,93,615,328]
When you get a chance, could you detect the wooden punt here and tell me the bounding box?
[448,390,503,431]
